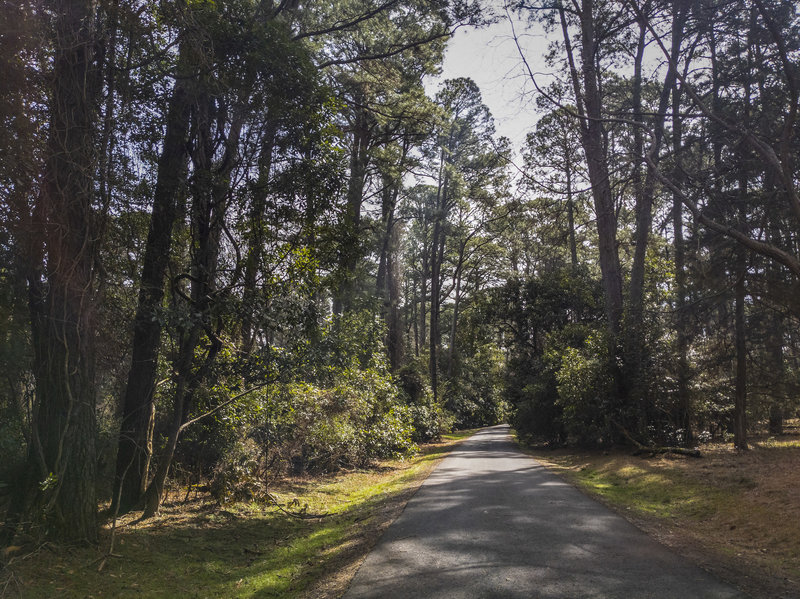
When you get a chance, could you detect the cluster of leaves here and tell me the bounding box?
[172,313,424,501]
[492,266,609,445]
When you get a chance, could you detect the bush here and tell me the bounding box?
[445,343,508,429]
[170,312,423,501]
[554,332,612,445]
[396,359,452,442]
[493,266,604,446]
[259,366,417,476]
[512,377,564,445]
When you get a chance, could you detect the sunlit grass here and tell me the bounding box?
[755,437,800,449]
[519,431,800,598]
[569,463,730,519]
[7,430,475,599]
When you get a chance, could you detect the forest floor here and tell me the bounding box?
[0,431,476,599]
[5,426,798,598]
[522,421,800,599]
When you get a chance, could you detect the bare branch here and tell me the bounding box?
[643,154,800,277]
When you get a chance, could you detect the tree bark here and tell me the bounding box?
[336,102,371,314]
[766,207,785,435]
[141,93,241,517]
[429,217,444,404]
[429,151,448,404]
[447,245,466,378]
[387,218,403,371]
[626,0,688,435]
[672,68,692,445]
[113,75,191,515]
[241,122,277,353]
[575,0,624,337]
[565,161,577,268]
[26,0,101,542]
[376,162,405,371]
[733,255,748,450]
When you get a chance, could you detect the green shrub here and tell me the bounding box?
[555,332,613,445]
[263,367,417,475]
[396,358,453,442]
[445,343,508,429]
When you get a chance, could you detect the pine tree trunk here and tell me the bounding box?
[626,0,688,437]
[141,92,240,517]
[572,1,625,420]
[242,123,277,352]
[336,105,370,314]
[429,218,443,404]
[672,71,692,445]
[387,221,403,371]
[733,259,748,450]
[113,77,191,514]
[27,0,101,542]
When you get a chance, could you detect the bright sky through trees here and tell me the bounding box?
[4,0,800,554]
[428,6,551,149]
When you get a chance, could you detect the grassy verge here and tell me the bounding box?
[516,432,800,599]
[3,430,477,599]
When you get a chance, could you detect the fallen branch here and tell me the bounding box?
[613,421,702,458]
[265,493,329,520]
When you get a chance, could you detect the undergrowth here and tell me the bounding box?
[2,431,476,599]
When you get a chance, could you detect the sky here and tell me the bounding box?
[425,5,554,150]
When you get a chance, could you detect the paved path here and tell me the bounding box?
[344,425,747,599]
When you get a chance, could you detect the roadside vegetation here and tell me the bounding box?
[2,9,799,599]
[1,432,474,599]
[520,425,800,599]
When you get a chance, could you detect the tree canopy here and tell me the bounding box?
[1,0,799,544]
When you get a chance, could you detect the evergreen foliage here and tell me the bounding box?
[1,0,799,544]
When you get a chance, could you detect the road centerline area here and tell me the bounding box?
[344,425,747,599]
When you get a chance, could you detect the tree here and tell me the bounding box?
[15,0,102,543]
[422,77,503,403]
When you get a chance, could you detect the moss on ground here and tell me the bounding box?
[518,431,800,599]
[4,430,476,599]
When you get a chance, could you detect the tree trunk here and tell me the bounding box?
[733,255,748,450]
[27,0,100,542]
[767,317,785,435]
[566,161,577,268]
[141,325,200,518]
[447,248,465,378]
[113,75,191,515]
[626,0,688,436]
[576,0,624,337]
[763,172,785,434]
[413,277,420,356]
[141,93,240,517]
[429,154,448,404]
[672,68,692,445]
[336,103,371,314]
[376,165,405,371]
[387,219,403,371]
[241,122,277,353]
[429,218,443,404]
[420,224,429,351]
[563,0,625,421]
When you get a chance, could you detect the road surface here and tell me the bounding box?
[344,425,746,599]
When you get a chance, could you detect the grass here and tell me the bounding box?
[518,429,800,599]
[546,460,734,520]
[3,430,477,599]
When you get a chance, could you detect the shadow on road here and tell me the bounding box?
[345,426,747,599]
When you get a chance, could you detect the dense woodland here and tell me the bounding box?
[1,0,799,545]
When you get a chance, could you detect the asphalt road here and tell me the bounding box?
[343,425,747,599]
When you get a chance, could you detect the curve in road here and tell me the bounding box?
[344,425,747,599]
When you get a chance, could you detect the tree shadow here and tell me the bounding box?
[343,426,749,599]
